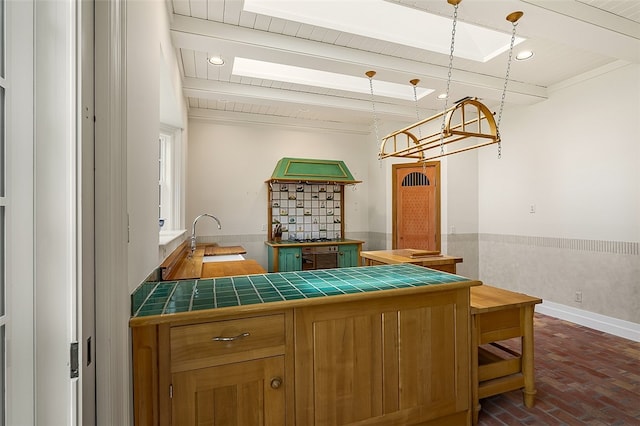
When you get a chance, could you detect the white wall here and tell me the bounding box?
[477,63,640,323]
[480,64,639,240]
[186,120,371,267]
[127,0,161,291]
[126,0,189,292]
[445,148,480,278]
[185,116,464,260]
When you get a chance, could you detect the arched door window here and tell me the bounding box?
[401,171,430,187]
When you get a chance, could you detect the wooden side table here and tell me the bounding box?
[360,249,463,274]
[470,285,542,425]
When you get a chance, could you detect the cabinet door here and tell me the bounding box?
[337,244,359,268]
[172,356,285,426]
[295,290,470,425]
[278,247,302,272]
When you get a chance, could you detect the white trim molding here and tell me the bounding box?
[94,0,131,424]
[537,301,640,343]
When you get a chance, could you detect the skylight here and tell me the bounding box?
[243,0,524,63]
[233,58,434,101]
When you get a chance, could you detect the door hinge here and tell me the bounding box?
[169,384,173,399]
[70,342,79,378]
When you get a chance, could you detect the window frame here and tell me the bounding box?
[158,123,184,244]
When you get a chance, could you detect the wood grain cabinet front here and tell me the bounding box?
[294,290,472,425]
[171,356,286,426]
[278,247,302,272]
[131,276,476,426]
[337,244,359,268]
[169,314,290,426]
[170,314,286,372]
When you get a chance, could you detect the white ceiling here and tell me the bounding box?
[167,0,640,130]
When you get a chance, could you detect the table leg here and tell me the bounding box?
[521,306,537,407]
[471,313,480,425]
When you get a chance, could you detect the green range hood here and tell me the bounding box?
[268,157,361,184]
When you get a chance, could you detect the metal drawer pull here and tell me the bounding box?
[212,332,250,342]
[270,377,282,389]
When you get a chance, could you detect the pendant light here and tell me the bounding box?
[378,0,523,163]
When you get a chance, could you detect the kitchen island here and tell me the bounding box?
[130,264,481,426]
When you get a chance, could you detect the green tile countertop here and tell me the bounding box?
[131,264,473,320]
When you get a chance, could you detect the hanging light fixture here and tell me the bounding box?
[410,78,423,151]
[378,0,523,163]
[410,78,422,124]
[495,10,524,159]
[366,70,381,148]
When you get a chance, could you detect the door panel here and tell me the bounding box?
[294,291,470,425]
[393,163,440,251]
[172,356,286,426]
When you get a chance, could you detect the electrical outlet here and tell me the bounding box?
[529,204,536,214]
[574,291,582,303]
[261,223,266,231]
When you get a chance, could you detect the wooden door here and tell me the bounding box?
[172,356,286,426]
[393,162,440,251]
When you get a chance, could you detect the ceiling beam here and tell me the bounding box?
[182,77,443,121]
[188,108,373,135]
[171,14,548,104]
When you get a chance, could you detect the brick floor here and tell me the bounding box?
[478,313,640,425]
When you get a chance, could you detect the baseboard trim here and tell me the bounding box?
[537,301,640,342]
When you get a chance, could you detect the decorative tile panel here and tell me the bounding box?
[269,182,343,240]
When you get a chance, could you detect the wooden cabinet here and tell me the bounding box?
[132,312,293,426]
[170,315,288,425]
[171,356,285,426]
[267,245,302,272]
[131,275,476,426]
[360,250,463,274]
[337,244,359,268]
[295,289,472,425]
[266,242,362,272]
[277,247,302,272]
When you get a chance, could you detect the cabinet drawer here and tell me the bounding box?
[171,314,285,372]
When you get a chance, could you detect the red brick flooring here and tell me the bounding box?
[478,313,640,425]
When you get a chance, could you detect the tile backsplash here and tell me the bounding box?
[269,182,343,240]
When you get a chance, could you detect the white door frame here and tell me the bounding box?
[94,0,132,424]
[79,0,96,424]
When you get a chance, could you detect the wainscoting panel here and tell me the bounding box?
[479,233,639,326]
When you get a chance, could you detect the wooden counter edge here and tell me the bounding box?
[159,240,189,280]
[164,246,204,281]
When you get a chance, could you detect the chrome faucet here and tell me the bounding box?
[190,213,222,253]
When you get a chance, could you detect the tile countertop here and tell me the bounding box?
[131,264,476,322]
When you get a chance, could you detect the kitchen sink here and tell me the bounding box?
[202,254,246,263]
